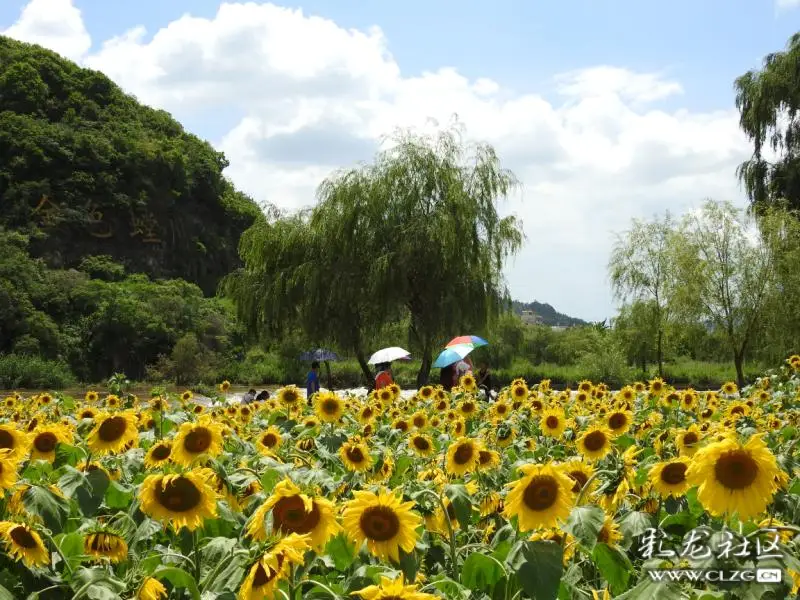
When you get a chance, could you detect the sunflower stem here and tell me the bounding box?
[418,488,457,578]
[302,579,341,599]
[192,529,202,582]
[287,564,297,600]
[41,529,74,576]
[575,470,615,506]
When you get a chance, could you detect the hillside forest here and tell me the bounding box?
[2,33,800,391]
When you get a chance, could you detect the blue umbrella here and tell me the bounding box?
[432,345,474,369]
[299,348,340,362]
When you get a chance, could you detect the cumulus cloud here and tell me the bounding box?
[0,0,754,321]
[2,0,90,61]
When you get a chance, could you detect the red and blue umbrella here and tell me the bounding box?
[446,335,488,349]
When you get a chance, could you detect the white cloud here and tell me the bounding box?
[2,0,90,61]
[1,0,754,321]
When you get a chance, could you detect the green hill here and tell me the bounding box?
[0,36,260,295]
[511,300,587,327]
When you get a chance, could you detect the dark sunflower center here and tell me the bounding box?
[413,437,430,451]
[453,443,474,465]
[0,430,14,449]
[608,413,627,430]
[568,470,588,493]
[715,451,758,490]
[346,446,365,463]
[413,417,425,427]
[683,432,698,446]
[184,428,212,453]
[394,421,408,432]
[321,399,339,415]
[462,402,475,413]
[359,506,400,541]
[661,462,688,485]
[583,431,607,452]
[262,433,278,447]
[283,391,299,404]
[34,432,57,453]
[10,526,37,548]
[513,387,525,398]
[81,410,95,419]
[731,406,745,415]
[151,444,171,460]
[523,475,558,511]
[545,416,560,429]
[98,416,127,442]
[363,408,373,419]
[531,400,543,411]
[155,477,202,512]
[478,450,493,465]
[701,409,713,418]
[252,561,280,587]
[273,495,321,534]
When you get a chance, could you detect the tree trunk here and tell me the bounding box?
[656,328,663,377]
[355,349,374,390]
[324,360,333,391]
[733,350,745,391]
[416,343,433,387]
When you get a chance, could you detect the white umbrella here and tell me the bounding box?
[368,347,411,365]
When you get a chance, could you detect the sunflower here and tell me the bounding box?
[358,405,377,424]
[315,392,344,423]
[410,411,428,429]
[30,424,72,462]
[490,400,511,421]
[418,386,434,401]
[445,437,481,477]
[239,534,310,600]
[503,463,575,532]
[377,388,394,405]
[340,438,373,472]
[648,378,665,395]
[255,426,283,455]
[510,382,529,403]
[721,381,738,396]
[84,391,99,404]
[139,470,218,531]
[597,514,622,545]
[341,488,421,562]
[106,395,121,409]
[648,457,691,499]
[352,574,437,600]
[529,528,576,563]
[172,416,224,466]
[560,460,595,494]
[540,407,566,438]
[576,425,613,461]
[246,478,341,551]
[686,434,780,519]
[392,418,410,433]
[409,434,435,457]
[0,424,29,461]
[219,380,231,393]
[137,577,167,600]
[605,408,632,437]
[495,425,516,448]
[277,386,302,408]
[725,401,750,420]
[84,530,128,563]
[479,491,502,517]
[0,451,19,491]
[0,522,49,567]
[676,425,702,457]
[143,442,172,469]
[477,449,501,471]
[87,411,139,455]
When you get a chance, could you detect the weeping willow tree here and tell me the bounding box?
[225,121,524,386]
[735,32,800,212]
[316,122,524,385]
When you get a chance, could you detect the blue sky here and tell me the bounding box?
[2,0,798,321]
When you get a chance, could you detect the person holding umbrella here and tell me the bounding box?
[306,360,321,403]
[375,363,394,390]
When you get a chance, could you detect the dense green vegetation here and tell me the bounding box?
[2,33,800,391]
[0,37,259,296]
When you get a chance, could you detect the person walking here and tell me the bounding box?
[375,363,394,390]
[306,360,321,404]
[439,364,455,391]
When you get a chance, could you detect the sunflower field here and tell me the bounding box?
[0,361,798,600]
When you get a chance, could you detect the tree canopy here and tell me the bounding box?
[225,123,524,385]
[735,32,800,212]
[0,36,259,295]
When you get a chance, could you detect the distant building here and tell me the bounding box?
[520,310,544,326]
